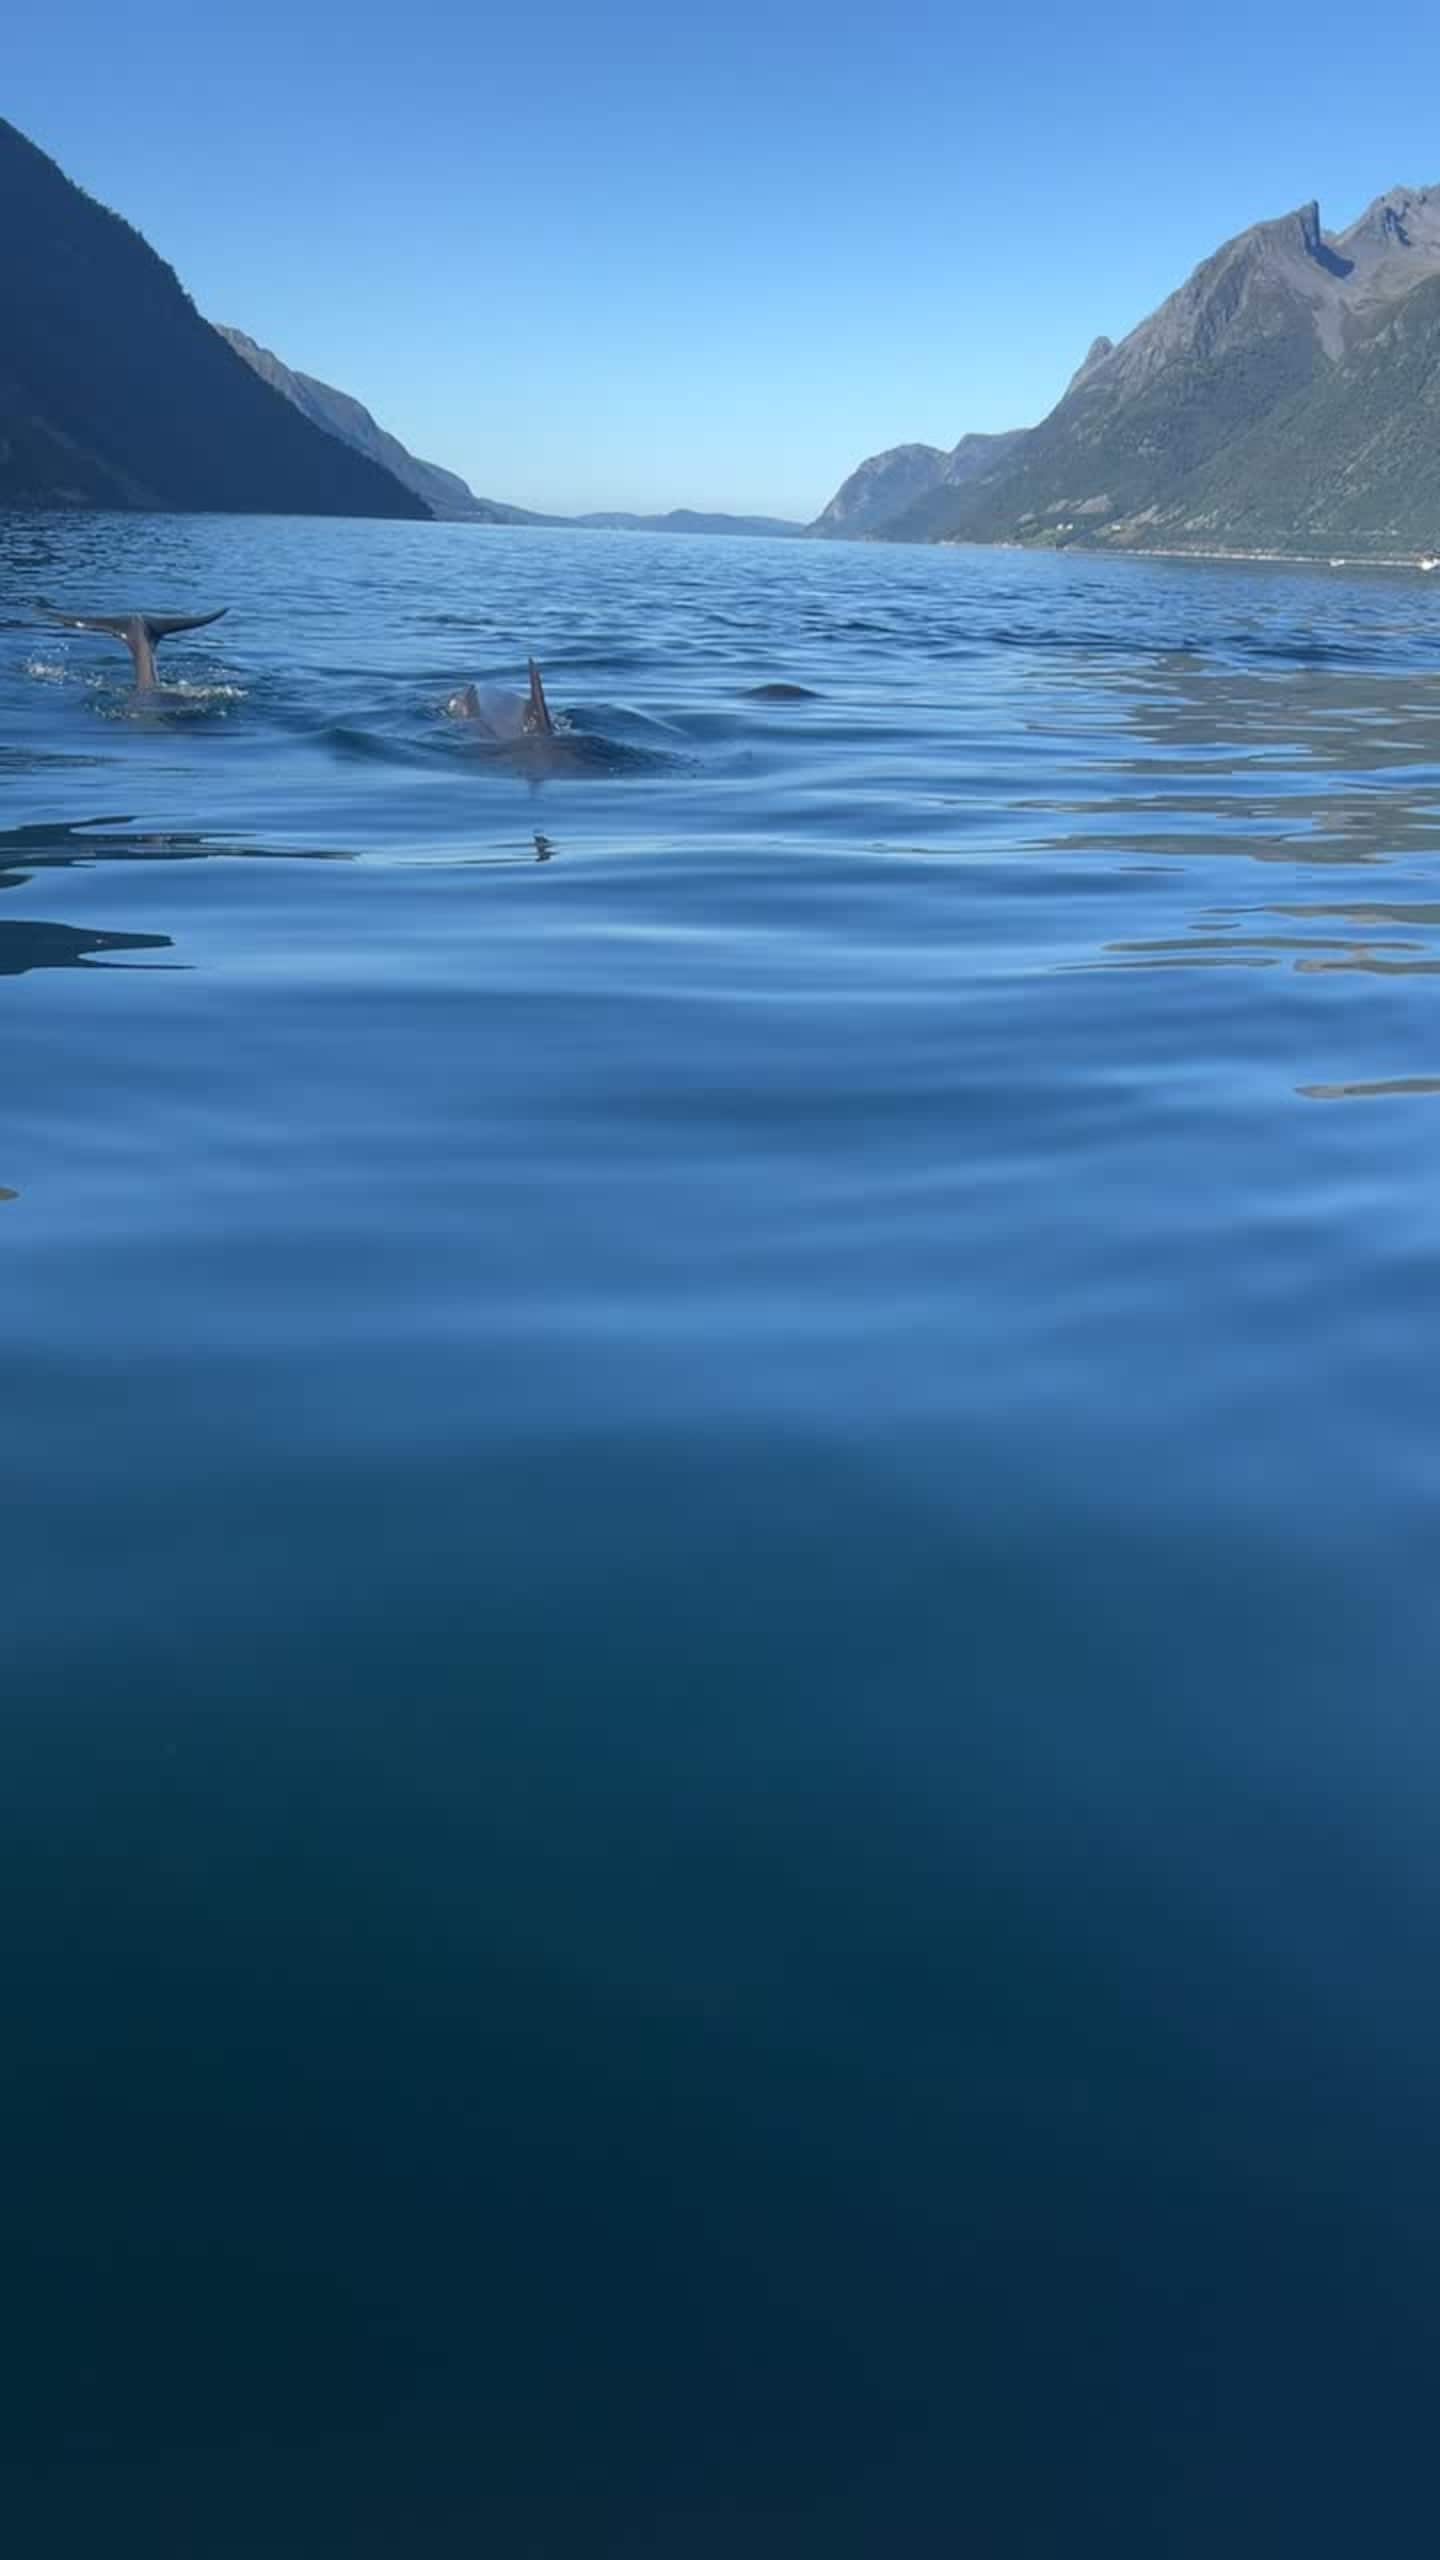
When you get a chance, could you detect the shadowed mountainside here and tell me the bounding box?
[0,118,425,516]
[217,336,803,535]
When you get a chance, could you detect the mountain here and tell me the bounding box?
[1121,265,1440,556]
[811,443,945,537]
[810,432,1027,538]
[573,509,804,535]
[0,118,425,517]
[216,341,801,535]
[879,188,1440,555]
[216,328,553,523]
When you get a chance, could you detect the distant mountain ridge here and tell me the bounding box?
[0,118,424,517]
[820,186,1440,558]
[810,432,1027,538]
[574,508,804,536]
[215,329,552,523]
[216,334,803,535]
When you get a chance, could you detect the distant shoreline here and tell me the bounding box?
[940,536,1440,574]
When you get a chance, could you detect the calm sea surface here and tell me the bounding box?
[5,517,1440,2555]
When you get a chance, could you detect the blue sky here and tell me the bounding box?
[10,3,1440,519]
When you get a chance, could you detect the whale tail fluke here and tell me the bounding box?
[525,659,553,737]
[36,599,228,690]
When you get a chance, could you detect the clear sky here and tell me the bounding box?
[9,4,1440,520]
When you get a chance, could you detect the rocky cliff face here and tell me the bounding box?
[0,119,426,517]
[215,329,548,523]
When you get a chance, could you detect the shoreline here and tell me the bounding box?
[941,536,1440,574]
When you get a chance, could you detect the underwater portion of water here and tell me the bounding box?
[4,517,1440,2554]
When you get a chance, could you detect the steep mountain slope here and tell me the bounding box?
[811,431,1027,537]
[216,328,551,522]
[0,119,426,517]
[898,189,1440,553]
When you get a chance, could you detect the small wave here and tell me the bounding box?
[438,725,683,777]
[432,696,687,776]
[1227,636,1386,670]
[22,647,245,713]
[553,732,684,776]
[91,688,240,724]
[321,722,436,766]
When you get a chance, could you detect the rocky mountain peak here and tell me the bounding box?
[1066,335,1116,393]
[1332,183,1440,293]
[1295,200,1324,260]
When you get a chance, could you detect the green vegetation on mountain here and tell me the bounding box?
[1129,271,1440,554]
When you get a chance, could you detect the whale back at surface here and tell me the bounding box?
[449,663,555,743]
[450,680,533,740]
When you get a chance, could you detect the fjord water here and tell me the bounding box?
[5,515,1440,2554]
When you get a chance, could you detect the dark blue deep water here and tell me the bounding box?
[5,517,1440,2555]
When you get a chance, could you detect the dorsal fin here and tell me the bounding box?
[525,659,553,737]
